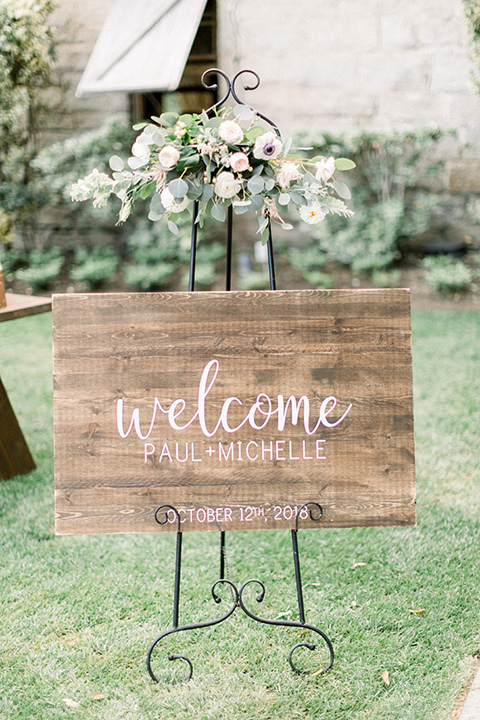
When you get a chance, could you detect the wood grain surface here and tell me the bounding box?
[53,289,416,535]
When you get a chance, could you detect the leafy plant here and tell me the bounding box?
[70,246,119,289]
[0,0,56,248]
[422,255,477,294]
[463,0,480,88]
[291,128,447,275]
[124,218,191,290]
[13,246,63,290]
[285,244,333,288]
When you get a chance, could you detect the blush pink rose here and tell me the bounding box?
[229,152,250,172]
[158,145,180,169]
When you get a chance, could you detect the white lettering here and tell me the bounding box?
[116,360,352,441]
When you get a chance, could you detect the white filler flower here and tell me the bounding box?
[315,156,336,182]
[299,203,326,224]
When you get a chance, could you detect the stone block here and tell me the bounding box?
[449,161,480,194]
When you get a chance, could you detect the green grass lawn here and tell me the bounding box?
[0,310,479,720]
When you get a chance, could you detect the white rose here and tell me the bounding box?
[299,203,326,224]
[214,171,242,199]
[229,152,250,172]
[218,120,244,145]
[253,132,282,160]
[276,161,300,188]
[315,156,336,182]
[158,145,180,169]
[160,187,189,213]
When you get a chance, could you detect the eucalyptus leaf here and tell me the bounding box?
[132,122,148,131]
[150,193,164,213]
[265,178,275,192]
[159,112,179,127]
[247,175,265,195]
[168,178,189,199]
[246,125,265,140]
[252,164,264,176]
[233,203,250,215]
[127,156,148,170]
[258,216,269,233]
[151,131,166,146]
[290,190,306,205]
[335,157,356,171]
[278,192,291,206]
[148,210,164,221]
[205,117,223,128]
[281,223,294,230]
[211,203,226,222]
[261,227,270,245]
[332,180,352,200]
[201,183,214,202]
[179,113,193,126]
[249,195,265,211]
[167,220,179,235]
[283,137,293,156]
[210,204,227,222]
[234,104,254,123]
[109,155,124,172]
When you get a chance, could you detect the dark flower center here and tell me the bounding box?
[263,143,276,156]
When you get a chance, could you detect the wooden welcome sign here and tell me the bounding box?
[53,288,416,535]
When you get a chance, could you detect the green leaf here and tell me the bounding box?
[258,216,269,233]
[132,122,148,131]
[150,193,164,213]
[138,180,155,200]
[167,220,179,234]
[233,203,250,215]
[179,113,193,126]
[335,157,356,171]
[265,178,275,192]
[168,178,189,198]
[249,195,264,211]
[281,223,294,230]
[159,112,179,127]
[247,175,265,195]
[234,104,254,123]
[278,192,291,206]
[109,155,124,172]
[246,125,265,140]
[211,203,226,222]
[148,210,164,221]
[201,183,214,202]
[205,117,223,128]
[332,180,352,200]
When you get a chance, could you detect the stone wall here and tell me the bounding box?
[218,0,480,196]
[45,0,480,198]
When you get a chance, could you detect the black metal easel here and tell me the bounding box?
[146,69,334,684]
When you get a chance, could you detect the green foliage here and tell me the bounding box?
[70,246,119,289]
[463,0,480,87]
[13,246,62,289]
[0,0,56,246]
[285,244,333,287]
[422,255,477,294]
[124,219,191,290]
[292,128,447,275]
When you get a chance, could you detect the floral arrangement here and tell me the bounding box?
[71,105,355,242]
